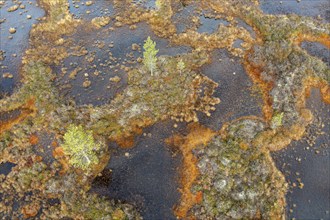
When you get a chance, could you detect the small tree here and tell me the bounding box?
[62,125,100,170]
[143,36,158,76]
[271,112,284,129]
[155,0,162,10]
[177,59,185,74]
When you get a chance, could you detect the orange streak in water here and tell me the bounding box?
[0,98,36,134]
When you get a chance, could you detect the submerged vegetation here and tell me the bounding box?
[0,0,329,219]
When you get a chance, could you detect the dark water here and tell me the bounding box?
[1,1,329,219]
[301,41,330,67]
[0,162,16,175]
[197,16,230,34]
[172,4,197,33]
[0,0,44,96]
[56,22,190,106]
[260,0,330,22]
[68,0,114,20]
[272,89,330,220]
[198,49,263,131]
[91,121,186,220]
[132,0,157,9]
[32,132,56,166]
[0,108,22,122]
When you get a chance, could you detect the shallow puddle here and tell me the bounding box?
[0,0,44,95]
[260,0,330,22]
[301,41,330,67]
[197,16,230,34]
[0,108,22,122]
[68,0,114,20]
[198,49,263,131]
[272,89,330,220]
[91,121,185,220]
[132,0,157,10]
[172,4,198,33]
[0,162,16,176]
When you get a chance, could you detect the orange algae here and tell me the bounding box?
[165,123,216,219]
[243,53,274,121]
[21,202,40,219]
[295,33,330,49]
[0,98,36,134]
[52,147,69,175]
[303,77,330,105]
[29,134,39,145]
[110,117,153,148]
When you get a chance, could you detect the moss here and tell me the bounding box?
[60,192,141,220]
[271,112,284,129]
[1,0,328,219]
[15,162,51,191]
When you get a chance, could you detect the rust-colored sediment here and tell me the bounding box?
[21,202,40,219]
[303,77,330,105]
[52,147,69,175]
[165,123,216,219]
[111,117,153,148]
[29,134,39,145]
[243,53,274,121]
[0,98,36,134]
[254,76,329,152]
[295,33,330,49]
[113,135,136,148]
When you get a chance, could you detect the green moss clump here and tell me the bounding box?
[271,112,284,129]
[62,125,100,170]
